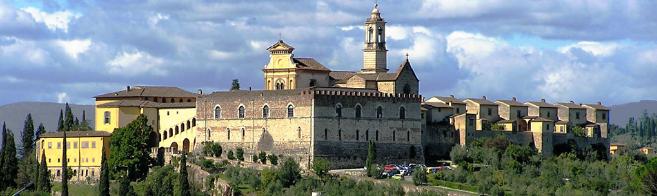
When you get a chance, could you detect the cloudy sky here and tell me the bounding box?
[1,0,656,106]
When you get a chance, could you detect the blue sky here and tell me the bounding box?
[1,0,656,106]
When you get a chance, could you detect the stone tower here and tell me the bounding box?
[361,4,388,73]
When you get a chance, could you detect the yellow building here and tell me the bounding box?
[609,143,625,155]
[36,131,111,181]
[93,86,199,152]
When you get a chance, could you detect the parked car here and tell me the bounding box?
[391,173,404,180]
[382,169,400,178]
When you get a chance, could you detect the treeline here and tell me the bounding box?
[611,111,657,143]
[432,136,657,195]
[0,103,91,195]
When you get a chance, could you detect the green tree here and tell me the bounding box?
[636,157,657,194]
[37,151,51,192]
[312,157,330,177]
[278,157,301,187]
[155,148,165,166]
[231,79,240,90]
[57,109,64,132]
[227,150,235,160]
[572,126,586,137]
[268,154,278,165]
[79,110,91,131]
[413,167,427,186]
[63,103,75,132]
[179,154,191,196]
[259,151,267,164]
[236,148,244,161]
[144,166,177,196]
[211,142,222,157]
[99,151,110,196]
[366,141,377,177]
[1,126,18,189]
[109,115,153,180]
[119,172,134,196]
[252,154,258,162]
[36,123,46,138]
[17,150,37,188]
[61,130,68,196]
[21,113,35,157]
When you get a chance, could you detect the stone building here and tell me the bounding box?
[195,4,422,169]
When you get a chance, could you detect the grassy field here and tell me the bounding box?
[51,183,98,195]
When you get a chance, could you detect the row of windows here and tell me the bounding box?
[48,157,96,163]
[47,141,96,149]
[322,129,411,142]
[162,118,197,140]
[143,97,193,103]
[214,105,295,119]
[52,168,96,177]
[213,104,408,120]
[214,127,303,140]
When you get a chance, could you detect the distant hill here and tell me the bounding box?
[0,102,94,148]
[609,100,657,126]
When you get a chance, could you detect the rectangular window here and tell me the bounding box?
[104,111,111,124]
[576,112,580,120]
[73,142,78,149]
[92,158,95,163]
[92,141,96,148]
[81,141,89,148]
[57,142,61,149]
[67,142,70,149]
[48,142,52,149]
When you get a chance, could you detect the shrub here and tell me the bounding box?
[210,142,222,157]
[413,167,427,186]
[572,126,586,137]
[227,150,235,160]
[259,151,268,164]
[278,157,301,187]
[236,148,244,161]
[268,154,279,165]
[252,154,258,162]
[313,158,330,177]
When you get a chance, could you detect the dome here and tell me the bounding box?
[371,4,379,14]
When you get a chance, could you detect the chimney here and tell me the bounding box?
[512,97,517,102]
[450,95,455,98]
[197,89,203,95]
[541,98,546,103]
[482,96,487,100]
[249,87,252,91]
[597,101,602,105]
[569,100,575,104]
[126,86,131,91]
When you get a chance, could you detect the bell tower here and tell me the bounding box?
[361,4,388,73]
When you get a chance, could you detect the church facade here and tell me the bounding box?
[195,4,423,168]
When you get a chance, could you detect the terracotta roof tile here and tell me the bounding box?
[95,86,196,98]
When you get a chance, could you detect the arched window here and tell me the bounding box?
[262,105,269,118]
[181,123,185,132]
[238,105,245,119]
[335,104,342,118]
[338,129,342,141]
[207,129,212,138]
[368,27,373,42]
[169,128,173,137]
[356,130,360,141]
[309,79,317,87]
[376,106,383,119]
[275,79,285,90]
[399,107,406,119]
[175,126,179,134]
[192,118,196,126]
[186,120,190,129]
[103,111,111,124]
[377,26,383,42]
[407,131,410,142]
[403,84,411,94]
[214,106,221,119]
[241,128,245,138]
[298,127,301,138]
[324,129,328,140]
[365,130,369,141]
[393,131,396,141]
[227,128,231,140]
[376,130,379,141]
[163,132,167,139]
[355,104,362,119]
[287,104,294,118]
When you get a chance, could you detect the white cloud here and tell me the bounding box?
[207,50,232,60]
[386,25,408,40]
[559,41,619,57]
[53,39,92,59]
[148,13,170,26]
[56,92,70,103]
[107,51,166,76]
[21,7,80,33]
[339,25,363,31]
[446,31,505,70]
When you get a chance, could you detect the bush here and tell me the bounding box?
[252,154,258,162]
[413,167,427,186]
[313,158,330,177]
[368,164,384,179]
[210,142,222,157]
[278,157,301,187]
[259,151,267,164]
[227,150,235,160]
[572,126,586,137]
[268,154,279,165]
[236,148,244,161]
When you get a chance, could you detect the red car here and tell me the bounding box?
[383,164,397,172]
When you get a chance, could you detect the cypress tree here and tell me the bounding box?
[1,130,18,188]
[37,123,46,138]
[57,109,64,132]
[99,150,110,196]
[64,103,74,132]
[179,154,191,196]
[74,117,80,131]
[61,130,68,196]
[21,113,35,157]
[119,172,134,196]
[37,151,51,192]
[80,110,90,131]
[0,122,6,189]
